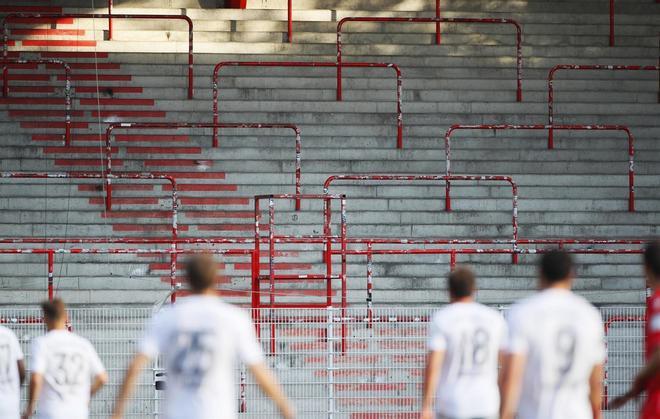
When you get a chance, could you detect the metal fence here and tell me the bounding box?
[1,305,645,418]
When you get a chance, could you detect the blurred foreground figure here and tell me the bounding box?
[421,266,507,419]
[22,298,107,419]
[0,322,25,419]
[609,241,660,418]
[500,250,605,419]
[112,254,295,419]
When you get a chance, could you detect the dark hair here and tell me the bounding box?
[41,298,66,321]
[644,241,660,278]
[186,255,217,292]
[448,266,476,299]
[539,250,573,284]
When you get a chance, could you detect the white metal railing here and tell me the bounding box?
[0,305,644,418]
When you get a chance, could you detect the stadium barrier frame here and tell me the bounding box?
[212,60,404,148]
[444,124,637,212]
[336,16,523,102]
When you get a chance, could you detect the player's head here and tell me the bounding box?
[41,298,67,330]
[448,266,476,302]
[186,254,217,293]
[538,250,574,288]
[643,241,660,287]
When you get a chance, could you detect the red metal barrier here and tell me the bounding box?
[254,194,347,352]
[0,171,179,301]
[104,121,303,211]
[2,13,194,99]
[0,58,72,145]
[213,60,404,148]
[548,64,660,147]
[108,0,113,40]
[444,124,636,212]
[324,174,520,263]
[336,16,523,102]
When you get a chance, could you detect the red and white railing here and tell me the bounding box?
[213,60,404,148]
[444,124,637,211]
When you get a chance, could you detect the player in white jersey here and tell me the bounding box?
[0,324,25,419]
[22,298,108,419]
[112,255,295,419]
[500,250,605,419]
[421,266,507,419]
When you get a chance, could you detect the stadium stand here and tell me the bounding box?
[0,0,656,415]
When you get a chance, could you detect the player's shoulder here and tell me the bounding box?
[0,324,17,338]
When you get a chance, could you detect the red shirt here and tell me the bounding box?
[643,289,660,419]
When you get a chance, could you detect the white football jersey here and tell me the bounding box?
[427,302,507,418]
[506,288,605,419]
[139,295,264,419]
[30,329,106,419]
[0,325,24,419]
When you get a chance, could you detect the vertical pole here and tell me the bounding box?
[366,242,373,329]
[106,132,113,211]
[548,71,555,149]
[445,135,452,211]
[609,0,615,47]
[515,23,523,102]
[287,0,292,43]
[268,197,276,354]
[108,0,113,40]
[450,250,456,270]
[340,196,347,354]
[253,200,262,341]
[435,0,441,45]
[188,22,194,99]
[212,68,219,147]
[3,24,9,98]
[395,67,403,149]
[511,181,519,264]
[325,198,333,307]
[326,307,335,419]
[336,32,343,101]
[628,132,635,212]
[239,365,247,412]
[47,250,54,301]
[170,178,178,303]
[63,64,71,146]
[294,129,301,211]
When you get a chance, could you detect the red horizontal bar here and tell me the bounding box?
[49,63,119,70]
[112,224,188,232]
[184,211,252,218]
[89,197,157,205]
[197,224,256,232]
[126,146,200,154]
[0,97,62,104]
[21,40,96,47]
[75,86,142,94]
[162,184,237,192]
[22,121,87,128]
[180,197,249,205]
[78,184,153,192]
[9,109,83,117]
[145,159,208,167]
[14,28,85,36]
[7,86,54,93]
[91,110,166,118]
[79,98,153,106]
[43,146,118,154]
[59,74,130,81]
[40,52,108,58]
[55,159,123,166]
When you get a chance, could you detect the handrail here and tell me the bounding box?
[213,60,403,148]
[0,58,72,145]
[104,122,303,211]
[323,174,520,262]
[0,171,179,301]
[2,13,194,99]
[444,124,637,212]
[254,194,347,352]
[337,16,523,102]
[548,64,660,147]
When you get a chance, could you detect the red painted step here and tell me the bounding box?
[75,86,142,94]
[9,110,84,117]
[48,63,120,70]
[162,184,237,192]
[180,197,248,205]
[184,210,253,218]
[13,29,85,37]
[42,146,118,154]
[91,110,166,118]
[0,97,63,105]
[79,98,154,106]
[22,40,97,47]
[21,121,88,129]
[0,5,62,13]
[78,184,153,192]
[8,86,55,93]
[102,211,174,219]
[6,74,49,81]
[112,224,189,232]
[115,134,189,143]
[0,41,16,46]
[59,74,131,81]
[41,52,108,59]
[127,147,200,154]
[89,197,157,205]
[33,134,103,142]
[55,159,123,167]
[10,18,74,25]
[0,63,37,69]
